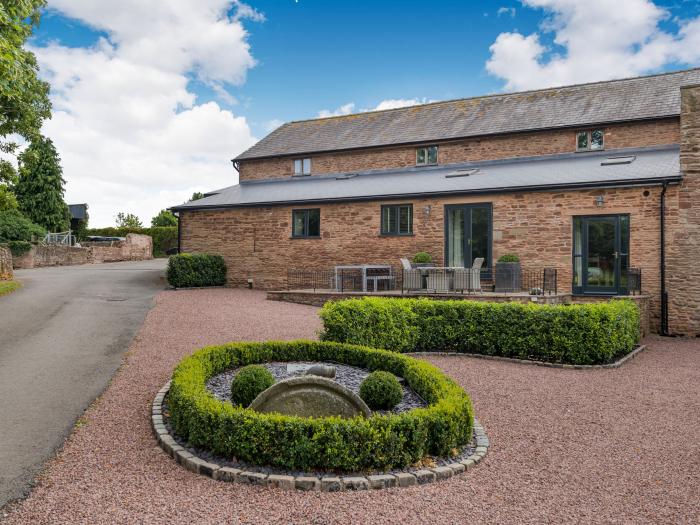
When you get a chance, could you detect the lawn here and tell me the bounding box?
[0,280,20,297]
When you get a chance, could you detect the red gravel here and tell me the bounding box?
[3,289,699,524]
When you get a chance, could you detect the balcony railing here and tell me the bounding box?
[401,267,558,295]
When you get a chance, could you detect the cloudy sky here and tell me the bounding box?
[26,0,700,226]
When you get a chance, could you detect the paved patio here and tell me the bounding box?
[3,289,698,524]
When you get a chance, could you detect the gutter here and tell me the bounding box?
[170,176,682,213]
[660,182,669,336]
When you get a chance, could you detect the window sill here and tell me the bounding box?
[290,236,321,240]
[379,233,415,237]
[415,163,438,167]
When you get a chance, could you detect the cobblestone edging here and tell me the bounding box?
[151,381,489,491]
[410,344,647,370]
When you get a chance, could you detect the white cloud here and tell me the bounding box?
[36,1,261,226]
[317,98,433,118]
[486,0,700,91]
[262,118,284,133]
[497,7,516,17]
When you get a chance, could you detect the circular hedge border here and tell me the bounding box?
[167,340,474,472]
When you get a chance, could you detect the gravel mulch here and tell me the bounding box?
[3,288,699,524]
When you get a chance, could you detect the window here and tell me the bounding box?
[416,145,438,166]
[381,204,413,235]
[291,209,320,238]
[576,129,604,151]
[293,158,312,176]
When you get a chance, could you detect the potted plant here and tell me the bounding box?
[412,251,434,268]
[495,253,521,292]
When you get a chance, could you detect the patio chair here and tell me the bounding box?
[400,258,423,292]
[454,258,484,293]
[426,269,450,292]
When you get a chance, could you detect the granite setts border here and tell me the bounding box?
[151,381,489,491]
[409,344,647,370]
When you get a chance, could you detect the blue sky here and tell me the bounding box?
[24,0,700,226]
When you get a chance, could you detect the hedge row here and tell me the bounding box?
[83,226,177,257]
[166,253,227,288]
[168,340,474,471]
[320,297,640,365]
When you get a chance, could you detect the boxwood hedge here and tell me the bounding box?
[320,297,640,365]
[167,253,226,288]
[168,340,473,471]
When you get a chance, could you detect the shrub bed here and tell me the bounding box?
[167,253,226,288]
[320,297,640,365]
[168,340,473,471]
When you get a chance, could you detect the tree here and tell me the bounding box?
[0,0,51,156]
[0,208,45,241]
[15,136,71,232]
[115,212,143,228]
[191,191,204,201]
[151,209,177,227]
[0,160,18,210]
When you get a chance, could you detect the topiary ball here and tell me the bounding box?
[359,371,403,410]
[230,365,275,407]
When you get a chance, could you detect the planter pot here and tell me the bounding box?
[495,262,521,293]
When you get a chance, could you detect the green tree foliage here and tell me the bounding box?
[0,208,45,241]
[151,209,177,227]
[190,191,204,201]
[0,185,17,210]
[14,136,70,231]
[115,212,143,228]
[0,0,51,155]
[0,160,18,210]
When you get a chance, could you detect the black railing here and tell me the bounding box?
[402,267,559,295]
[287,268,396,292]
[627,267,642,295]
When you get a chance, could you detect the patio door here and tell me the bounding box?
[445,203,492,269]
[573,215,630,294]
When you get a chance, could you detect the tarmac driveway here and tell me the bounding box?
[0,259,166,508]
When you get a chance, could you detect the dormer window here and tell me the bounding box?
[416,145,438,166]
[576,130,604,152]
[294,158,312,176]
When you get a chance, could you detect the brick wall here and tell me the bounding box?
[666,85,700,335]
[238,119,680,181]
[181,184,673,332]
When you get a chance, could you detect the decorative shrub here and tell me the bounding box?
[412,251,432,264]
[320,297,640,365]
[497,253,520,263]
[0,209,45,242]
[230,365,274,407]
[168,340,473,471]
[359,371,403,410]
[7,240,31,258]
[166,253,226,288]
[83,226,177,257]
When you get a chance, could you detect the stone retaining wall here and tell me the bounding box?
[0,246,12,280]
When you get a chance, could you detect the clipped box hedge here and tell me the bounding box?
[168,340,474,471]
[320,297,640,365]
[167,253,226,288]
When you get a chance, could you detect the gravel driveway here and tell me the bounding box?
[3,289,698,524]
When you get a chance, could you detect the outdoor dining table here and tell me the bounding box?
[334,264,393,292]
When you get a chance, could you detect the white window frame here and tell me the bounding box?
[294,158,312,176]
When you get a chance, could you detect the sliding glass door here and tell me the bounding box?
[573,215,630,294]
[445,204,492,269]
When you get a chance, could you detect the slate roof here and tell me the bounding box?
[235,68,700,161]
[173,146,680,211]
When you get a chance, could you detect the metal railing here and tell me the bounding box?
[402,267,558,295]
[287,269,397,292]
[42,231,74,246]
[627,267,642,295]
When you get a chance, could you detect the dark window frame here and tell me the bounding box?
[416,145,438,166]
[291,208,320,238]
[380,204,413,236]
[576,129,605,152]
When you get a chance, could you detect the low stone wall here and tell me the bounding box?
[0,246,12,280]
[83,233,153,263]
[13,234,153,269]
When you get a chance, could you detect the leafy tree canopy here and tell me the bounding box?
[116,212,143,228]
[0,160,18,210]
[151,209,177,227]
[190,191,204,201]
[0,208,45,241]
[15,135,71,231]
[0,0,51,155]
[0,185,18,210]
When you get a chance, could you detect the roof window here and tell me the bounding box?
[601,155,636,166]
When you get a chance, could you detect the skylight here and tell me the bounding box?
[445,168,479,178]
[601,156,636,166]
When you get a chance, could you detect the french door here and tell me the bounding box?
[573,215,630,294]
[444,203,492,269]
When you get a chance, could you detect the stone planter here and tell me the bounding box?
[495,262,521,292]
